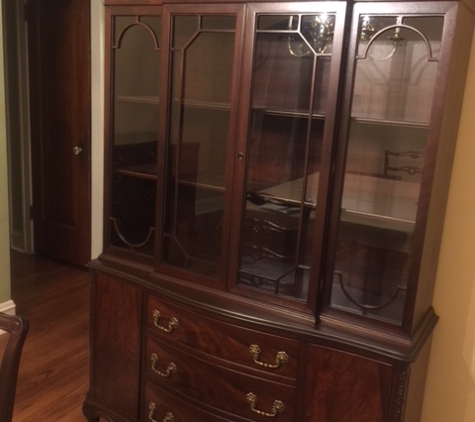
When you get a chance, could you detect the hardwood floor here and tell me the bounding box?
[1,251,90,421]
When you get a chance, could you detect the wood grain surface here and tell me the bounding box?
[0,251,90,421]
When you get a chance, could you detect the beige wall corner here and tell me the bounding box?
[421,28,475,422]
[90,0,105,259]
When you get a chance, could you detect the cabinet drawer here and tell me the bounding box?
[147,295,300,382]
[145,383,235,422]
[145,336,297,421]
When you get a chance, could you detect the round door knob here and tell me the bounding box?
[73,146,83,155]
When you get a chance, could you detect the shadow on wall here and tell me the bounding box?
[422,235,475,422]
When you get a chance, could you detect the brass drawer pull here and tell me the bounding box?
[249,344,289,369]
[152,310,179,333]
[246,392,284,418]
[151,353,177,378]
[149,402,174,422]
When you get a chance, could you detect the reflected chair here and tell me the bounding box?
[383,150,423,180]
[0,313,29,422]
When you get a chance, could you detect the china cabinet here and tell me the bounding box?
[83,0,475,421]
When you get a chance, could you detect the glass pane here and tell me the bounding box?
[257,15,298,31]
[237,13,335,301]
[110,16,161,256]
[141,16,162,37]
[404,16,444,58]
[114,16,135,44]
[163,15,236,278]
[172,15,198,49]
[330,15,443,324]
[353,16,440,123]
[202,15,236,30]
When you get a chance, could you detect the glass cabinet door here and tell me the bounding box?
[234,3,346,304]
[159,5,244,281]
[328,5,445,324]
[108,10,162,257]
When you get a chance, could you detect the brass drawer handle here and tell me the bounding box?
[246,392,284,418]
[151,353,177,378]
[249,344,289,369]
[152,310,179,333]
[149,402,174,422]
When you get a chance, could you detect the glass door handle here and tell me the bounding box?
[73,146,83,155]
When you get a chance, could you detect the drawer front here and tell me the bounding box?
[145,383,235,422]
[145,336,297,421]
[147,295,300,382]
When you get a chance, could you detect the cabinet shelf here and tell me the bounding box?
[116,165,226,192]
[115,96,232,111]
[253,106,326,120]
[179,99,230,111]
[180,179,225,192]
[116,164,157,180]
[352,116,429,129]
[116,95,160,104]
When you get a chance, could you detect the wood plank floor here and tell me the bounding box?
[1,251,90,421]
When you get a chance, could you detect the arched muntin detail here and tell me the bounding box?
[114,17,160,51]
[111,217,155,249]
[334,271,407,313]
[358,24,437,62]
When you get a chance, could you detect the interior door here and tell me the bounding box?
[27,0,91,265]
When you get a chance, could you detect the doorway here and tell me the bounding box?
[3,0,92,266]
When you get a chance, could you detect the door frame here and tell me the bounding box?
[3,0,33,254]
[3,0,105,260]
[90,0,105,259]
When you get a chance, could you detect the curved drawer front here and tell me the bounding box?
[145,383,235,422]
[147,295,300,382]
[145,336,296,421]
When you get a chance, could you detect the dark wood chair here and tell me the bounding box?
[0,313,29,422]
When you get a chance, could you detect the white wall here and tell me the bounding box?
[0,2,11,304]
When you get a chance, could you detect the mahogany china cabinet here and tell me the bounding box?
[83,0,475,421]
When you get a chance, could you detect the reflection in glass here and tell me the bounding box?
[163,15,236,278]
[290,14,335,56]
[110,16,161,256]
[353,16,440,123]
[330,16,443,324]
[237,14,334,301]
